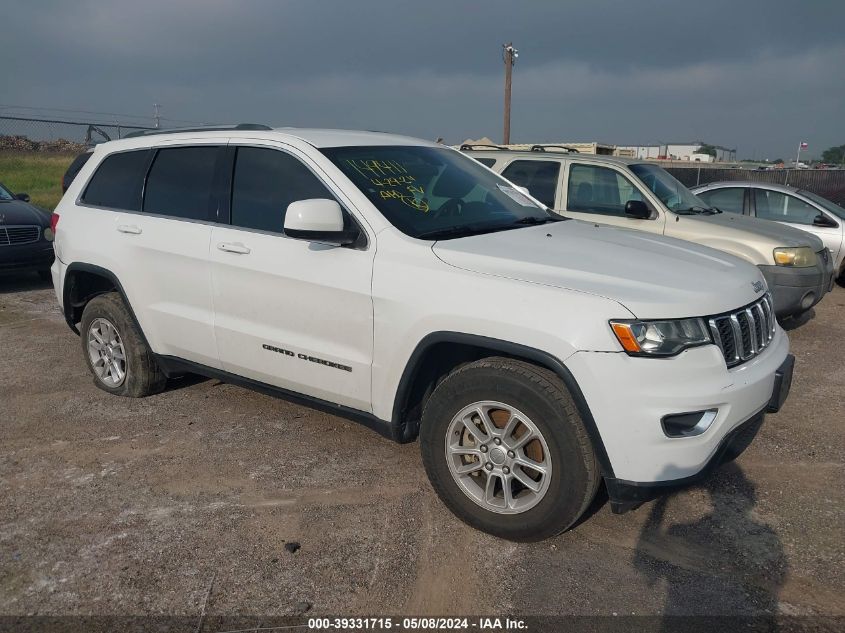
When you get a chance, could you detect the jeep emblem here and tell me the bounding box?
[752,280,764,293]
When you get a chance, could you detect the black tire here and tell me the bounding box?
[79,292,166,397]
[420,357,600,541]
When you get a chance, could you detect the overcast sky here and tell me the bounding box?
[2,0,842,158]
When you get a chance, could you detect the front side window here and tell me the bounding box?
[567,164,645,217]
[321,145,556,240]
[629,163,708,214]
[797,190,844,221]
[696,187,745,214]
[143,147,219,220]
[230,147,336,233]
[81,150,148,210]
[754,189,818,225]
[501,160,560,208]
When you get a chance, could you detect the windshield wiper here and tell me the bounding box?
[509,216,563,225]
[416,224,500,240]
[676,206,719,215]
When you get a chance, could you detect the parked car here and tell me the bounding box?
[691,181,845,283]
[62,148,94,193]
[51,126,793,541]
[0,180,55,279]
[464,147,834,318]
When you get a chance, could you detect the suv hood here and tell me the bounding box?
[432,220,766,319]
[679,211,825,251]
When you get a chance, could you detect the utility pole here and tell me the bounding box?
[502,43,518,145]
[153,103,161,129]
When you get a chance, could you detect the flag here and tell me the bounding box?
[800,142,808,150]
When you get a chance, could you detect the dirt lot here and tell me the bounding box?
[1,276,843,621]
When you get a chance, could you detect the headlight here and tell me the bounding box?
[43,227,54,242]
[773,246,816,267]
[610,318,711,357]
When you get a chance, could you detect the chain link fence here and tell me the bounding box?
[0,115,155,153]
[667,166,845,206]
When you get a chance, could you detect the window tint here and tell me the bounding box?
[567,164,644,216]
[143,147,219,220]
[697,187,745,214]
[81,150,148,210]
[230,147,335,233]
[754,189,818,225]
[501,160,560,207]
[474,157,496,168]
[63,151,93,192]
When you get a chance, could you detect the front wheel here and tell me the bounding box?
[420,357,600,541]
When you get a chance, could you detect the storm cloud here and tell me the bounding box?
[2,0,842,157]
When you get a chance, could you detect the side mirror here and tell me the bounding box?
[625,199,651,219]
[16,193,30,202]
[284,199,358,246]
[813,213,837,228]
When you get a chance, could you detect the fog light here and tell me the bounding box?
[662,409,718,438]
[800,292,815,309]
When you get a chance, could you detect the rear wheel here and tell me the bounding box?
[79,292,166,397]
[420,357,600,541]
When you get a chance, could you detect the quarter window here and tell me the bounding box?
[81,150,148,210]
[143,147,220,220]
[474,157,497,168]
[567,164,645,217]
[754,189,818,225]
[501,160,560,208]
[697,187,745,214]
[230,147,336,233]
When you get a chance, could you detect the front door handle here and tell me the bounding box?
[117,224,142,235]
[217,242,251,254]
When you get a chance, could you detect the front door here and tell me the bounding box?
[560,162,666,235]
[209,144,375,412]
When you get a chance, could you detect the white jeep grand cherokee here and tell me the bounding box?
[50,126,794,541]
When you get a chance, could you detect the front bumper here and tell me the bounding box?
[758,253,834,317]
[566,329,790,488]
[0,242,54,273]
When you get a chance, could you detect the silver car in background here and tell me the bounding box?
[692,181,845,283]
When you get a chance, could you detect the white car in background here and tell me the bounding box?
[692,181,845,283]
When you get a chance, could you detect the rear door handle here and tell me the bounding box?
[117,224,142,235]
[217,242,251,254]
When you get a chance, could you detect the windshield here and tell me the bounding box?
[321,145,558,240]
[629,164,710,213]
[798,190,845,220]
[0,182,14,201]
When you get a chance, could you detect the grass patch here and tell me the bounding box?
[0,151,77,211]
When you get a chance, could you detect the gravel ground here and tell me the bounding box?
[0,275,843,621]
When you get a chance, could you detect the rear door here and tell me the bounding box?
[79,141,223,368]
[209,142,375,411]
[559,162,666,234]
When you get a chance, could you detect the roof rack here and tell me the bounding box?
[459,143,509,151]
[123,123,273,139]
[529,144,579,154]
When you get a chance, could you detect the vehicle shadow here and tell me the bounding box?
[162,372,211,393]
[0,272,52,294]
[632,462,787,628]
[779,308,815,331]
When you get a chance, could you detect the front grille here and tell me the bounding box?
[0,225,40,246]
[708,294,775,368]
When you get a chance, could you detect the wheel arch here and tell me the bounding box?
[392,332,614,477]
[62,263,150,349]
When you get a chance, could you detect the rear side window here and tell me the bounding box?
[501,160,560,207]
[697,187,745,214]
[81,150,148,210]
[143,147,219,220]
[474,157,496,168]
[230,147,335,233]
